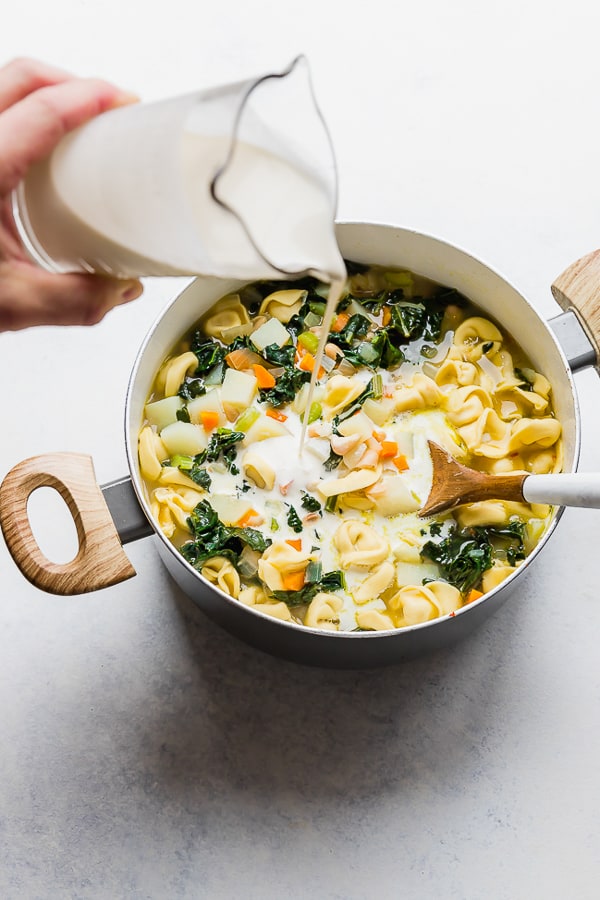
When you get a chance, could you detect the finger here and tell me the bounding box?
[0,78,138,195]
[0,262,143,331]
[0,57,73,113]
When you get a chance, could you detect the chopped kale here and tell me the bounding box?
[258,367,310,408]
[178,378,206,401]
[190,428,245,474]
[370,328,405,368]
[181,500,271,569]
[421,522,526,594]
[323,448,343,471]
[260,342,296,367]
[176,407,191,423]
[190,336,227,373]
[286,505,303,533]
[389,299,444,342]
[301,492,322,513]
[272,570,346,607]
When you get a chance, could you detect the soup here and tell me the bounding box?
[137,263,562,632]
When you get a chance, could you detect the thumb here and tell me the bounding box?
[0,263,143,331]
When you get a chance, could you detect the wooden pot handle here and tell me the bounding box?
[552,249,600,359]
[0,453,136,595]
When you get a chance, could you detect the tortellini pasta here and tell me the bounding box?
[139,263,563,635]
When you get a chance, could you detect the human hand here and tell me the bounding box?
[0,58,143,332]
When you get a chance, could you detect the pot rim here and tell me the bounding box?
[124,220,580,640]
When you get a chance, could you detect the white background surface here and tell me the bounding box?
[1,2,600,898]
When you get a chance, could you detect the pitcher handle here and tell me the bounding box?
[552,249,600,361]
[0,453,136,595]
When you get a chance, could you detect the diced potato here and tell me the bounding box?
[304,438,331,463]
[188,389,227,426]
[160,421,207,456]
[145,396,184,431]
[251,317,291,351]
[395,561,440,587]
[363,397,395,426]
[337,411,374,441]
[221,369,258,420]
[210,494,254,525]
[243,415,290,445]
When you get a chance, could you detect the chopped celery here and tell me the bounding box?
[371,374,383,400]
[171,454,193,470]
[235,408,260,432]
[270,518,279,532]
[357,342,379,365]
[324,495,338,514]
[307,401,323,424]
[385,270,414,288]
[309,300,326,317]
[304,311,322,328]
[298,331,320,355]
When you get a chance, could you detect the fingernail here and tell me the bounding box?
[120,279,144,302]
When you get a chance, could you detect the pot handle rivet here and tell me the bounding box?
[0,453,136,595]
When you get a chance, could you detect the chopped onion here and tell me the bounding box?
[338,357,357,377]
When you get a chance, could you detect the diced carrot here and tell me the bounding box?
[282,570,306,592]
[225,348,263,370]
[298,352,316,372]
[200,410,220,431]
[331,312,350,333]
[236,508,260,527]
[466,589,484,604]
[252,363,276,389]
[379,440,398,459]
[373,430,386,441]
[382,307,391,326]
[392,454,409,472]
[266,408,288,422]
[285,539,302,551]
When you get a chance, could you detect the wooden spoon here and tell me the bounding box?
[419,441,600,517]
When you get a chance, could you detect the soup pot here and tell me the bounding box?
[1,222,599,668]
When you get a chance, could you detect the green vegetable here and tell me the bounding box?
[286,505,303,533]
[324,495,338,514]
[389,299,444,342]
[272,570,345,607]
[306,401,322,424]
[258,366,310,408]
[182,500,272,569]
[323,448,343,471]
[369,329,405,368]
[178,378,206,401]
[298,331,320,354]
[259,342,296,367]
[421,522,526,594]
[176,407,191,423]
[334,376,379,425]
[190,336,227,373]
[235,408,260,432]
[190,428,245,474]
[305,560,323,583]
[300,492,321,513]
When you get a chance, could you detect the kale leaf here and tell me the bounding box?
[190,336,227,373]
[286,505,303,533]
[301,492,322,513]
[258,367,310,408]
[421,522,526,594]
[181,500,271,569]
[272,570,345,607]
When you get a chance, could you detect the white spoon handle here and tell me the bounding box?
[522,473,600,508]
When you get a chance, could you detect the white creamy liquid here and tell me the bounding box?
[19,130,345,284]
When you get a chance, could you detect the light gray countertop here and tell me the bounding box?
[2,2,600,897]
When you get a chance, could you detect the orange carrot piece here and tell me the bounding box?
[382,307,391,326]
[236,508,260,527]
[466,589,484,604]
[392,454,409,472]
[266,408,288,422]
[282,570,305,592]
[331,312,350,333]
[379,440,398,459]
[252,364,276,389]
[285,539,302,551]
[200,410,220,431]
[298,352,316,372]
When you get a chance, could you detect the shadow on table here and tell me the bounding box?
[135,578,527,809]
